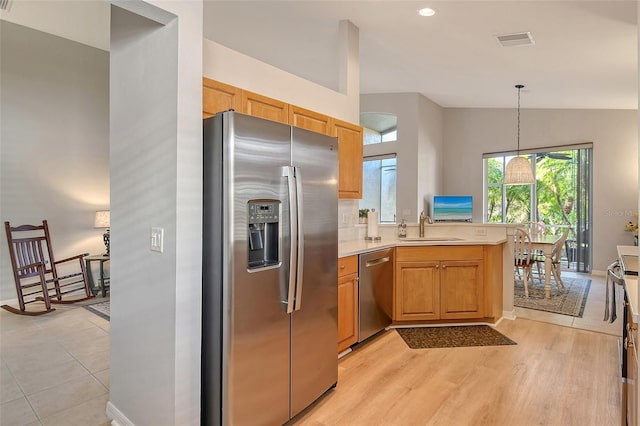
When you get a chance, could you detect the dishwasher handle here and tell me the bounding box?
[365,256,390,268]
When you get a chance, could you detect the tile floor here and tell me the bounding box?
[0,272,622,425]
[0,298,111,426]
[514,271,622,336]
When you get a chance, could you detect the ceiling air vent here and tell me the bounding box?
[496,32,535,47]
[0,0,12,11]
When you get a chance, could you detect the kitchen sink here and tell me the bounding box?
[399,237,464,242]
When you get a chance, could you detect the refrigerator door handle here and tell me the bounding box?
[293,167,304,311]
[283,166,297,314]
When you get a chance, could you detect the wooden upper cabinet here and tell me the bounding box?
[332,119,363,199]
[202,78,241,119]
[289,105,332,136]
[240,90,289,124]
[201,79,362,199]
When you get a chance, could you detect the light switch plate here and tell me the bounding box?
[151,227,164,253]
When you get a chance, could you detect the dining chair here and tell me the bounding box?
[514,227,535,297]
[519,221,547,280]
[522,221,547,237]
[533,228,570,293]
[2,220,94,315]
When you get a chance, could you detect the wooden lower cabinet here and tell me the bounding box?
[338,256,359,353]
[395,261,440,321]
[394,246,494,322]
[440,260,483,319]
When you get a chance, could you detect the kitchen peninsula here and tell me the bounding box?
[338,223,509,341]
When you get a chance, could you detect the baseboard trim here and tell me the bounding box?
[338,347,352,359]
[0,297,18,307]
[502,309,517,320]
[107,401,135,426]
[388,321,496,329]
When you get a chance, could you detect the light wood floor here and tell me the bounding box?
[292,278,622,425]
[1,274,622,425]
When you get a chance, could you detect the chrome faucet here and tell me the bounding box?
[419,210,427,237]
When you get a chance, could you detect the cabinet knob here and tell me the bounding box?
[340,264,346,270]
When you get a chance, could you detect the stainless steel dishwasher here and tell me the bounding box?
[358,248,394,342]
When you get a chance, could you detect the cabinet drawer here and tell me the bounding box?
[338,255,358,277]
[396,245,483,262]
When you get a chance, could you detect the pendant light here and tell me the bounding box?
[504,84,535,185]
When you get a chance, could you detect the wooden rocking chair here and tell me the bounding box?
[3,220,94,315]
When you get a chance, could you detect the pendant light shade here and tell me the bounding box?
[504,156,534,184]
[504,84,535,185]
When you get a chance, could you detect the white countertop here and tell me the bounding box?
[339,236,507,258]
[618,245,640,323]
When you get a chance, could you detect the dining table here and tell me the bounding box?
[529,233,561,299]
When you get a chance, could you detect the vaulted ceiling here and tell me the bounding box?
[2,1,637,109]
[203,1,637,109]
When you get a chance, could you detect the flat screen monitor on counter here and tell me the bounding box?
[433,195,473,222]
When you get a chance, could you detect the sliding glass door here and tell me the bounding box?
[485,145,592,272]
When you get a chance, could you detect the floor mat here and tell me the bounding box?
[83,301,110,321]
[395,325,516,349]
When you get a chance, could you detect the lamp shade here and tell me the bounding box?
[94,210,110,228]
[504,156,534,185]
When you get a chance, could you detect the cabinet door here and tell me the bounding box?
[290,105,332,135]
[333,119,363,199]
[241,90,289,124]
[394,261,440,321]
[440,260,484,319]
[202,78,241,119]
[338,272,358,353]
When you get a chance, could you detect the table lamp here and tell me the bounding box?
[94,210,110,256]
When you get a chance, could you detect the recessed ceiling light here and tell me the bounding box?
[418,7,435,17]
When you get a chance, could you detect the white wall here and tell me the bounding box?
[202,29,359,124]
[107,1,202,425]
[360,93,444,224]
[444,108,638,271]
[417,94,444,216]
[0,21,109,302]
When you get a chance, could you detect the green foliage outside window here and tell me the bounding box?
[487,151,577,237]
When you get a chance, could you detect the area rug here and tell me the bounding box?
[395,325,516,349]
[83,301,110,321]
[514,277,591,317]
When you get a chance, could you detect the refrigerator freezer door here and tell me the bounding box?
[290,127,338,417]
[213,112,293,426]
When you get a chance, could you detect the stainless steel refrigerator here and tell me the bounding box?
[202,111,338,426]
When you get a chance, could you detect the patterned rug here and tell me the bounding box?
[83,301,110,321]
[514,277,591,317]
[396,325,516,349]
